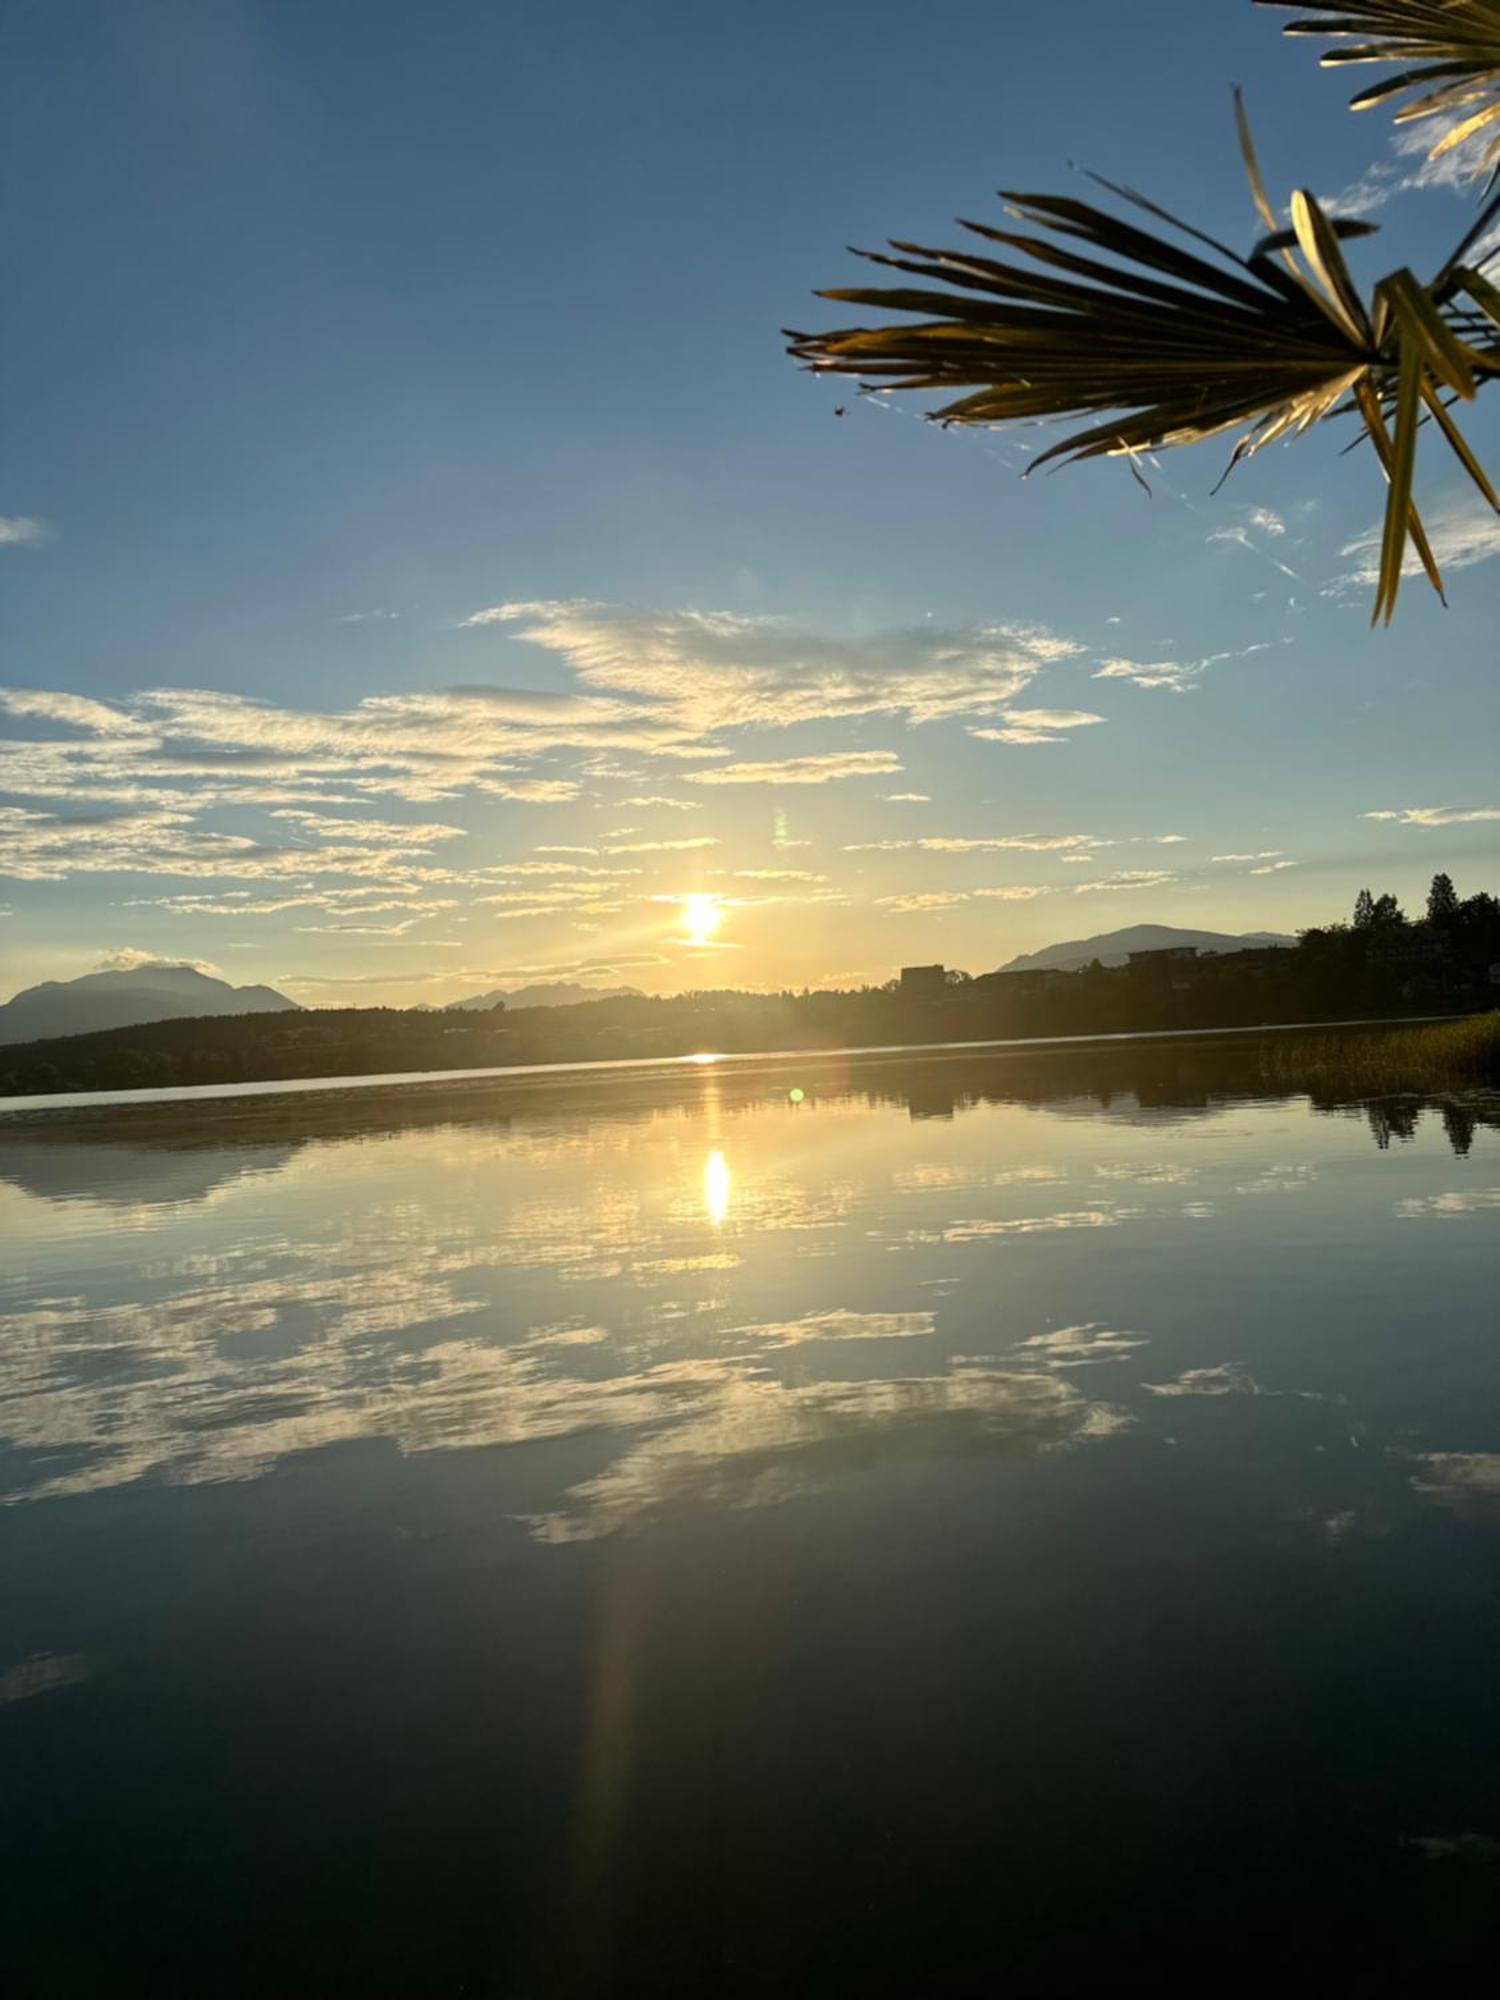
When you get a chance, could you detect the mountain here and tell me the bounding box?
[0,963,300,1046]
[445,982,644,1013]
[998,925,1295,974]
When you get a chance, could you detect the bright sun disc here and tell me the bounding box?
[681,894,722,946]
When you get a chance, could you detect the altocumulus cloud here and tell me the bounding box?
[462,600,1082,730]
[686,752,902,787]
[1366,805,1500,827]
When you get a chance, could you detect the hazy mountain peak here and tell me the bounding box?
[998,924,1295,974]
[0,962,300,1046]
[445,981,645,1013]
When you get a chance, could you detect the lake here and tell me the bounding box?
[3,1041,1499,1990]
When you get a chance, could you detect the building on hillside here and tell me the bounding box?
[984,967,1073,994]
[1127,945,1199,971]
[899,964,948,1001]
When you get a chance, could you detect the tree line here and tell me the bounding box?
[2,875,1496,1099]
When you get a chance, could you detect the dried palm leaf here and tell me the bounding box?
[786,107,1500,623]
[1256,1,1500,182]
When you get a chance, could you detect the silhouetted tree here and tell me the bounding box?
[1428,873,1460,927]
[1353,889,1376,930]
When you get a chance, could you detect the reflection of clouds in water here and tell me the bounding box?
[1013,1324,1150,1369]
[1235,1164,1318,1196]
[1091,1161,1196,1186]
[1411,1453,1500,1513]
[1143,1364,1259,1398]
[940,1207,1133,1243]
[1397,1189,1500,1219]
[724,1309,935,1347]
[529,1367,1129,1544]
[0,1652,93,1705]
[890,1163,1067,1193]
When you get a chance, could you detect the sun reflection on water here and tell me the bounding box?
[703,1150,731,1227]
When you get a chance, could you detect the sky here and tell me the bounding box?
[2,0,1497,1008]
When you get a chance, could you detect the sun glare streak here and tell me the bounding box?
[681,894,722,946]
[703,1150,731,1227]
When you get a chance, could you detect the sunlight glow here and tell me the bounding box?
[681,894,722,946]
[703,1150,731,1227]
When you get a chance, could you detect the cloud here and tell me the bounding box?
[1326,111,1500,220]
[1071,870,1175,893]
[96,947,220,975]
[0,517,50,547]
[1334,494,1500,595]
[1094,658,1199,693]
[618,795,702,811]
[0,688,150,737]
[969,706,1106,745]
[875,891,969,912]
[602,835,720,854]
[0,802,475,886]
[463,599,1083,732]
[883,792,930,802]
[918,833,1094,853]
[973,885,1052,901]
[1249,860,1298,875]
[685,751,902,787]
[1365,805,1500,828]
[1212,851,1282,863]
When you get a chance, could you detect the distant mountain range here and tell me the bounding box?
[998,924,1295,974]
[0,963,299,1046]
[444,982,644,1013]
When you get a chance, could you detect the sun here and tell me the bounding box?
[681,894,722,946]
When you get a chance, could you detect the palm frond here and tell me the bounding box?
[1256,1,1500,181]
[786,122,1500,622]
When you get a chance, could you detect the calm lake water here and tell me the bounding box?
[3,1043,1499,1990]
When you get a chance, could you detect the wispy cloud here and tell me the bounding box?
[917,833,1094,853]
[1365,805,1500,827]
[602,835,720,854]
[463,600,1082,731]
[1332,495,1500,595]
[970,707,1105,745]
[1071,870,1175,894]
[1325,112,1500,224]
[685,752,901,787]
[0,517,51,547]
[875,891,970,913]
[1095,641,1273,695]
[96,947,219,975]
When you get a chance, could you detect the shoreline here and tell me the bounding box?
[0,1013,1469,1135]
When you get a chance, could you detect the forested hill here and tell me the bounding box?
[3,877,1496,1099]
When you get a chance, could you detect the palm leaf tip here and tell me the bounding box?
[786,146,1500,622]
[1255,1,1500,179]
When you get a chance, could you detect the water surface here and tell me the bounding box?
[3,1046,1499,1989]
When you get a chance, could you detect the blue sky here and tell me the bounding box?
[2,0,1497,1004]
